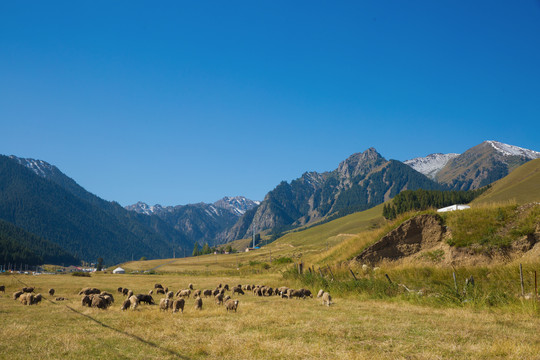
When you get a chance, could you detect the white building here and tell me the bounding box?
[112,267,125,274]
[437,204,471,213]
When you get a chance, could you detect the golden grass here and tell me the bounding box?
[473,158,540,205]
[1,272,540,359]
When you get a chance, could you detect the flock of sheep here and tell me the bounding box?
[3,282,332,311]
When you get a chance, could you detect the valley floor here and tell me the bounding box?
[1,273,539,360]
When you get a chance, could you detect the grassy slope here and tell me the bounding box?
[120,204,384,273]
[472,158,540,205]
[1,272,539,360]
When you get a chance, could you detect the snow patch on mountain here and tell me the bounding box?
[10,156,56,178]
[125,201,166,215]
[486,141,540,159]
[213,196,260,216]
[404,153,460,179]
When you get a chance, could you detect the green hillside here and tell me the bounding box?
[472,158,540,205]
[0,218,79,266]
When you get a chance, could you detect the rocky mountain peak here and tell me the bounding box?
[336,147,386,179]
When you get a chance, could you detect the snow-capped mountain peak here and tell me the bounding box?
[213,196,260,216]
[9,156,57,178]
[485,140,540,159]
[404,153,460,179]
[125,201,165,215]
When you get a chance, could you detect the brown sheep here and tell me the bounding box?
[224,299,239,312]
[22,287,34,293]
[91,295,108,309]
[159,298,170,312]
[194,297,202,310]
[122,295,139,310]
[81,295,92,307]
[117,287,123,293]
[176,289,191,298]
[100,292,114,303]
[203,289,213,297]
[156,288,165,295]
[48,288,55,296]
[155,283,163,289]
[212,288,221,297]
[193,289,201,298]
[223,284,229,291]
[126,290,134,299]
[317,289,324,298]
[215,293,224,305]
[101,295,114,307]
[32,294,42,305]
[188,283,194,290]
[172,298,185,313]
[13,291,24,300]
[121,298,131,310]
[122,288,129,296]
[232,286,244,295]
[0,285,5,293]
[300,288,312,298]
[78,287,100,296]
[135,294,155,305]
[277,286,289,295]
[287,289,305,299]
[166,291,174,299]
[223,295,231,303]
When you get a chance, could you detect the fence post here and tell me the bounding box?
[349,268,358,281]
[520,263,524,297]
[453,272,458,292]
[326,265,335,281]
[385,274,392,284]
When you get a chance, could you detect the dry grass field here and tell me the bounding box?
[2,272,540,360]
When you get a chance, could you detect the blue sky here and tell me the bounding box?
[1,1,539,206]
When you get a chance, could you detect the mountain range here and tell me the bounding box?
[1,140,538,265]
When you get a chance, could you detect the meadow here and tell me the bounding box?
[1,271,540,360]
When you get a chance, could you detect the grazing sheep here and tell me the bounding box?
[217,283,222,289]
[255,288,263,297]
[172,298,185,313]
[193,289,201,298]
[223,284,229,291]
[100,292,114,303]
[177,289,191,298]
[165,287,168,293]
[215,293,224,305]
[224,299,239,312]
[203,289,213,297]
[117,287,123,293]
[0,285,5,293]
[155,284,163,289]
[135,294,155,305]
[22,287,34,293]
[126,290,134,299]
[78,287,100,296]
[188,283,194,290]
[81,295,92,307]
[156,288,165,295]
[32,294,42,305]
[122,295,139,310]
[148,290,153,295]
[48,288,55,296]
[122,288,129,296]
[101,295,114,307]
[91,295,108,309]
[286,289,305,299]
[263,287,274,296]
[223,295,231,303]
[194,297,202,310]
[121,298,131,310]
[159,298,170,312]
[232,286,244,295]
[166,291,174,299]
[300,289,312,298]
[13,291,24,300]
[277,287,289,295]
[317,290,332,306]
[18,293,31,305]
[212,288,221,297]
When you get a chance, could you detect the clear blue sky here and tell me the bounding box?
[1,1,539,206]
